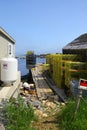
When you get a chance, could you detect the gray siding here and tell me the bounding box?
[0,35,14,58]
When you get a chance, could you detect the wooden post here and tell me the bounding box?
[73,89,82,119]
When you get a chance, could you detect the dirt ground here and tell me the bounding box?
[32,114,60,130]
[21,68,62,130]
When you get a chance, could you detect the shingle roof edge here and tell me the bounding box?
[0,27,15,44]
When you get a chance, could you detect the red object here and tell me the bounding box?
[80,80,87,87]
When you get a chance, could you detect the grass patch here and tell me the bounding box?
[4,96,37,130]
[58,98,87,130]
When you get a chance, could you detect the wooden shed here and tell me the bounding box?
[62,33,87,61]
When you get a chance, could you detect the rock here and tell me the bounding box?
[34,109,43,117]
[40,95,48,101]
[48,95,59,102]
[30,96,38,102]
[27,100,32,106]
[42,100,47,105]
[29,84,35,89]
[46,102,56,109]
[38,106,44,111]
[53,95,59,101]
[24,90,29,95]
[29,90,36,95]
[61,102,65,106]
[23,82,30,89]
[0,102,4,109]
[20,86,24,90]
[42,113,48,117]
[20,92,26,97]
[21,96,27,100]
[24,87,30,91]
[54,100,60,105]
[32,101,41,108]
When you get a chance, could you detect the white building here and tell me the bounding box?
[0,27,15,58]
[0,27,21,101]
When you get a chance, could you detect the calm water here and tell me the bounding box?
[18,57,46,76]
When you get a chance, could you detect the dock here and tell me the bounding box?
[31,64,67,102]
[31,64,53,100]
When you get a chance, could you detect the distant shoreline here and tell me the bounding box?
[15,54,46,59]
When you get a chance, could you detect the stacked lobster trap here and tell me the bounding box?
[46,54,87,89]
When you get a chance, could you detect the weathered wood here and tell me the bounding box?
[31,65,53,99]
[31,64,67,102]
[44,72,67,102]
[73,89,82,119]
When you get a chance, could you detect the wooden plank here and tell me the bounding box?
[31,64,67,102]
[44,72,67,103]
[31,65,53,99]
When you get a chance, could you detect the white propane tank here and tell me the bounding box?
[1,57,18,83]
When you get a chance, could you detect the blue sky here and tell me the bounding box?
[0,0,87,55]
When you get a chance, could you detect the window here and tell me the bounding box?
[8,45,11,55]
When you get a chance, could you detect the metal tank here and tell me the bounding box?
[1,57,18,83]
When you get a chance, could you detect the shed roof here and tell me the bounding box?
[63,33,87,50]
[0,27,15,44]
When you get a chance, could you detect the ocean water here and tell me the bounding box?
[18,57,46,76]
